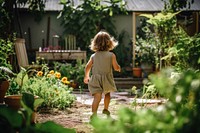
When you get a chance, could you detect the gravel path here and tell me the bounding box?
[37,91,163,133]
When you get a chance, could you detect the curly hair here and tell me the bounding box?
[89,31,118,52]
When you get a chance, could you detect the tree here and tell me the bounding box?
[0,0,45,39]
[162,0,194,12]
[58,0,127,50]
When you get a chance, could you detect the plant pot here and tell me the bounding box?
[4,94,39,124]
[4,95,22,110]
[141,63,154,78]
[70,81,78,89]
[0,80,9,103]
[133,67,142,78]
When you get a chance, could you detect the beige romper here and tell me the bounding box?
[88,51,117,95]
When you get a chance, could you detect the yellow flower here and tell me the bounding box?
[55,72,61,79]
[49,70,54,75]
[61,77,70,84]
[37,71,43,76]
[47,74,52,77]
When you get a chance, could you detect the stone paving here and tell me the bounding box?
[73,91,165,123]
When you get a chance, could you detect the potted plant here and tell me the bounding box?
[136,32,156,77]
[140,52,155,78]
[0,93,75,132]
[132,53,142,78]
[4,67,35,110]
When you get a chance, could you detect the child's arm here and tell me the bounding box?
[112,53,121,72]
[84,56,93,84]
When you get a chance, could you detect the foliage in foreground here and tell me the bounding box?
[91,68,200,133]
[0,93,75,133]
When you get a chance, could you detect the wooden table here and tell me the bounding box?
[36,50,87,64]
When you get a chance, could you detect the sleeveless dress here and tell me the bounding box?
[88,51,117,95]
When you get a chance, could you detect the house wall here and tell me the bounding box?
[16,12,133,50]
[15,11,134,63]
[16,11,63,50]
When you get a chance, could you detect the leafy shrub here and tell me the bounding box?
[54,60,86,89]
[0,38,14,80]
[0,93,75,133]
[19,67,76,109]
[91,68,200,133]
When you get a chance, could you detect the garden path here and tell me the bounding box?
[37,91,164,133]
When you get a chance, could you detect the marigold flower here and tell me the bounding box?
[55,72,61,79]
[61,77,70,84]
[49,70,54,74]
[37,71,43,76]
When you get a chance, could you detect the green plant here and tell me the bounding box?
[0,0,45,39]
[91,68,200,133]
[139,11,200,71]
[134,54,141,67]
[0,92,75,133]
[0,38,14,80]
[73,60,86,88]
[162,0,194,12]
[7,67,35,95]
[53,62,76,81]
[114,30,131,67]
[58,0,127,50]
[54,60,86,89]
[141,81,159,99]
[140,11,180,70]
[20,66,76,109]
[136,32,156,65]
[170,28,200,70]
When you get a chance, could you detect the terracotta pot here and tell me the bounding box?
[70,82,78,89]
[4,94,39,124]
[4,95,22,110]
[0,80,9,103]
[133,67,142,78]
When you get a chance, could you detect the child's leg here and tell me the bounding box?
[104,92,110,110]
[102,93,111,116]
[92,93,102,114]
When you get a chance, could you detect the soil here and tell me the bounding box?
[37,91,164,133]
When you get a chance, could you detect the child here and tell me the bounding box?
[84,30,121,119]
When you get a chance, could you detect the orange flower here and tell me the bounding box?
[49,70,54,75]
[61,77,70,84]
[37,71,43,76]
[55,72,61,79]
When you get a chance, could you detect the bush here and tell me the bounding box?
[91,68,200,133]
[20,67,76,109]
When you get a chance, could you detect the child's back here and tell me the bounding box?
[89,51,116,94]
[92,51,113,74]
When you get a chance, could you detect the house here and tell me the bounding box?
[16,0,200,64]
